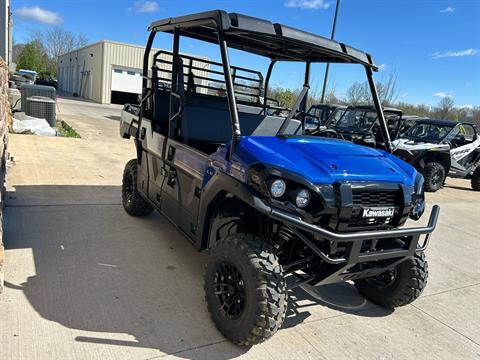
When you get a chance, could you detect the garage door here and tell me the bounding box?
[111,67,142,94]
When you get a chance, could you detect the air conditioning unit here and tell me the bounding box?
[20,84,56,114]
[7,88,21,111]
[26,96,56,127]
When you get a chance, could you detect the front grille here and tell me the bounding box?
[352,190,399,207]
[328,186,406,232]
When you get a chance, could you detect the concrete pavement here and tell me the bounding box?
[1,97,479,359]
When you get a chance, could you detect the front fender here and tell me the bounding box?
[196,170,270,250]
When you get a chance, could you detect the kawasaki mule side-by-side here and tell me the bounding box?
[393,118,480,191]
[119,10,439,346]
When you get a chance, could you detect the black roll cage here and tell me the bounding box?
[404,120,478,144]
[138,10,392,155]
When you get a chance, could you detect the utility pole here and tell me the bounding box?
[320,0,341,103]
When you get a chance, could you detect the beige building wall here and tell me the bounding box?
[100,41,146,103]
[57,42,104,102]
[58,40,210,104]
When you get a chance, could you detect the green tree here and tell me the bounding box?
[16,41,47,73]
[271,88,298,109]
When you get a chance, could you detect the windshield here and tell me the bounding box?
[335,110,378,132]
[403,123,454,143]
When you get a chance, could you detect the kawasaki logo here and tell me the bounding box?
[362,207,395,218]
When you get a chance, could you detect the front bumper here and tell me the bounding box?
[254,197,440,285]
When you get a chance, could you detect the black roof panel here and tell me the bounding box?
[345,105,403,114]
[149,10,377,69]
[416,118,459,126]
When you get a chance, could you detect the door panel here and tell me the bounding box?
[451,126,479,167]
[139,118,167,207]
[139,118,207,243]
[161,139,207,240]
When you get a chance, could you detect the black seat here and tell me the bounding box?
[180,94,300,154]
[154,88,299,154]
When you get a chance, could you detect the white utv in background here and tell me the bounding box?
[393,119,480,191]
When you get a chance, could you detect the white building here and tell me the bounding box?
[57,40,209,104]
[0,0,12,64]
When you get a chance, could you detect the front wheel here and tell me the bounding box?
[354,252,428,308]
[204,234,288,346]
[471,167,480,191]
[422,162,446,192]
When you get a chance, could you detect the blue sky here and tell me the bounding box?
[11,0,480,107]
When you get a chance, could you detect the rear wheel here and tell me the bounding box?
[122,159,153,216]
[204,234,288,346]
[354,252,428,308]
[471,167,480,191]
[422,162,446,192]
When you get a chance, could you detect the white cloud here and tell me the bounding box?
[431,48,478,59]
[433,92,453,99]
[378,63,387,71]
[440,6,455,13]
[284,0,331,10]
[132,1,160,13]
[15,6,62,25]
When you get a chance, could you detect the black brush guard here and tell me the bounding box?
[254,198,440,287]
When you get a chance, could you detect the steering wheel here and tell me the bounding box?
[317,128,342,139]
[454,135,466,147]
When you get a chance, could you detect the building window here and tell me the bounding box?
[127,71,135,76]
[114,69,123,74]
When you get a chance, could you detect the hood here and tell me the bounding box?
[392,138,450,152]
[234,136,416,185]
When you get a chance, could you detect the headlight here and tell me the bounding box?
[295,189,311,208]
[270,179,286,198]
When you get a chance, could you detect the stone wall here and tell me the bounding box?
[0,57,10,292]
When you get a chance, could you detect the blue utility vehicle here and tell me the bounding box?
[120,10,439,346]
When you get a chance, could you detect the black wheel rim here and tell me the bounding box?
[124,174,134,203]
[431,170,442,186]
[366,268,397,288]
[213,262,246,320]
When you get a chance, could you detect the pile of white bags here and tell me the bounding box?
[12,113,56,136]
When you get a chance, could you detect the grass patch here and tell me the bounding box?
[57,120,81,138]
